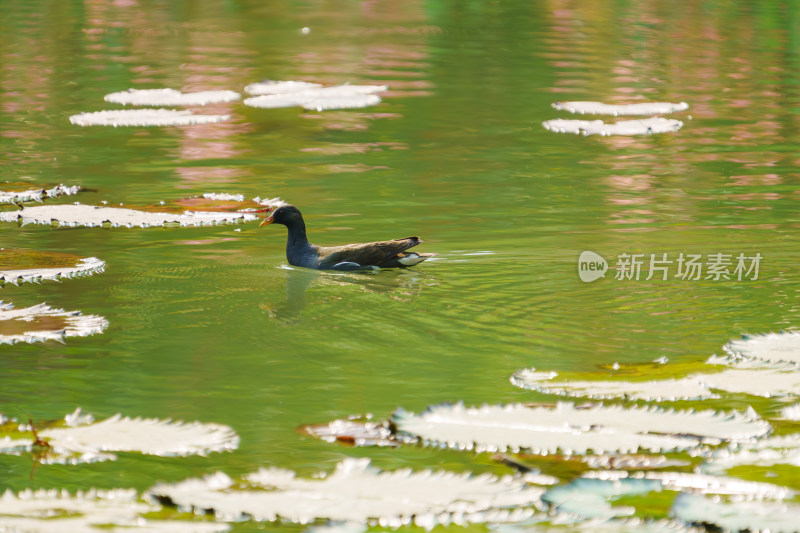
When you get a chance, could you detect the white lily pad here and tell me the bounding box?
[0,183,80,204]
[244,80,323,95]
[693,368,800,397]
[392,403,770,455]
[0,204,260,228]
[781,404,800,420]
[0,487,230,532]
[510,369,716,401]
[104,88,241,106]
[671,493,800,532]
[0,302,107,345]
[148,458,545,528]
[69,109,230,127]
[581,455,690,470]
[551,101,689,116]
[38,410,239,458]
[299,418,399,447]
[723,331,800,367]
[0,249,104,285]
[493,517,701,533]
[243,85,386,111]
[542,117,683,136]
[584,470,794,500]
[703,434,800,473]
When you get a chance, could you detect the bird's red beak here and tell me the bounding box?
[259,213,274,227]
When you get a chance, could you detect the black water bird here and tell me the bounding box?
[259,205,434,270]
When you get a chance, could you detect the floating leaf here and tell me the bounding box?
[671,493,800,532]
[104,88,241,106]
[781,404,800,420]
[0,204,261,228]
[551,101,689,116]
[244,80,323,95]
[584,470,794,500]
[148,458,545,528]
[510,369,716,401]
[38,410,239,459]
[542,117,683,136]
[0,487,230,532]
[693,368,800,397]
[299,417,399,447]
[392,403,770,455]
[582,455,690,470]
[0,183,80,204]
[243,85,387,111]
[0,249,104,285]
[723,331,800,367]
[0,302,107,345]
[493,517,701,533]
[703,434,800,473]
[69,109,230,127]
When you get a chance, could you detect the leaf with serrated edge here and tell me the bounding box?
[147,458,545,528]
[104,88,241,106]
[0,301,108,345]
[511,369,716,401]
[551,101,689,116]
[723,331,800,367]
[671,493,800,532]
[392,403,770,455]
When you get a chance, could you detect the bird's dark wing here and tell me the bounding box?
[316,237,422,268]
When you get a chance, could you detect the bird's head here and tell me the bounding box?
[259,204,302,227]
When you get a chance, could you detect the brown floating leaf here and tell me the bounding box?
[0,302,107,345]
[299,417,398,447]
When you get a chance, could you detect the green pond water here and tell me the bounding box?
[1,0,800,529]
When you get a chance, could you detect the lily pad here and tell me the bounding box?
[69,109,230,127]
[492,517,701,533]
[584,470,794,500]
[0,249,104,285]
[723,331,800,367]
[543,477,660,520]
[542,117,683,136]
[244,80,323,95]
[391,403,770,455]
[0,487,230,532]
[104,88,241,106]
[551,101,689,116]
[703,434,800,473]
[148,458,545,528]
[0,302,108,344]
[0,408,239,463]
[693,367,800,397]
[671,493,800,532]
[243,85,387,111]
[0,183,80,204]
[510,369,716,401]
[0,203,262,228]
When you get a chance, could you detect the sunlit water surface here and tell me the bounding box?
[1,0,800,529]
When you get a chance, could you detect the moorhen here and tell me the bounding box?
[259,205,434,270]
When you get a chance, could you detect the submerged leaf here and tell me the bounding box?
[392,403,770,455]
[551,101,689,116]
[542,117,683,136]
[0,487,230,532]
[671,493,800,532]
[0,204,261,228]
[0,301,107,345]
[543,477,660,519]
[0,183,80,204]
[69,109,230,127]
[510,369,716,401]
[104,88,241,106]
[148,458,545,528]
[0,249,104,285]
